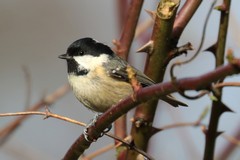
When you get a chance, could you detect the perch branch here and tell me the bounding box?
[63,60,240,160]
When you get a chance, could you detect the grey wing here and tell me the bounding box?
[104,55,155,87]
[105,55,188,107]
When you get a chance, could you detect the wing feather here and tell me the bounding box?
[104,55,187,107]
[104,55,154,86]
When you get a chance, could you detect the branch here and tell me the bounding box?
[172,0,203,42]
[164,42,194,68]
[0,110,151,159]
[217,128,240,160]
[113,0,144,59]
[151,106,209,134]
[0,84,70,145]
[83,136,132,159]
[63,60,240,160]
[203,1,231,159]
[0,110,86,127]
[129,1,181,158]
[116,0,128,30]
[214,82,240,88]
[105,133,154,160]
[114,1,144,157]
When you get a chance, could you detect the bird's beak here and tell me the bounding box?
[58,54,72,60]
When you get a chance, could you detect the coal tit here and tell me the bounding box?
[59,37,187,113]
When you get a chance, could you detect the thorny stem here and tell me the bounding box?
[128,1,180,159]
[203,1,231,160]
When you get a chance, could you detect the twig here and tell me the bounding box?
[0,84,70,145]
[164,42,194,68]
[214,82,240,88]
[0,109,151,159]
[155,121,202,131]
[82,144,114,160]
[222,134,240,146]
[217,127,240,160]
[153,106,209,133]
[0,110,86,127]
[83,136,132,159]
[105,133,154,160]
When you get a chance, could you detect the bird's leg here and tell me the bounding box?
[83,113,112,142]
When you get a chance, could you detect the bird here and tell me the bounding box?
[58,37,187,140]
[59,37,187,112]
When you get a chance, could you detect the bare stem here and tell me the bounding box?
[0,111,86,127]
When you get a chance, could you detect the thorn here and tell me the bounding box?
[216,131,224,137]
[137,40,154,54]
[145,9,156,20]
[221,102,234,113]
[204,43,217,55]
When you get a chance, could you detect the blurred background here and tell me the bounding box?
[0,0,240,159]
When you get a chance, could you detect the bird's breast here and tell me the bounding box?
[68,67,133,112]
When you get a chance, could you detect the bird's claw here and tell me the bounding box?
[83,113,112,142]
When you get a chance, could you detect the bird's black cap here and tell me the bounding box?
[65,37,114,57]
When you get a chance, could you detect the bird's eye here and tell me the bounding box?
[78,50,84,56]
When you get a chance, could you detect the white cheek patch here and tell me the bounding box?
[74,54,109,70]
